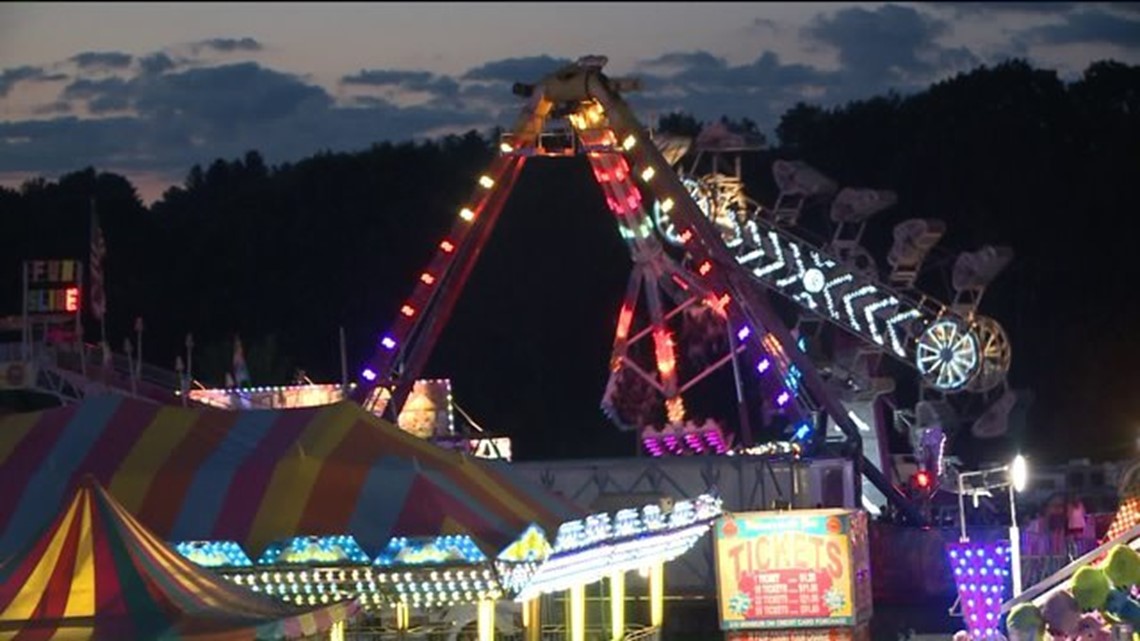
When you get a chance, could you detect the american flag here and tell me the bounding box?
[89,199,107,321]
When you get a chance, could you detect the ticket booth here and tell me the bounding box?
[713,509,872,641]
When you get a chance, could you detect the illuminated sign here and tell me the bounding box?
[512,494,722,601]
[370,379,455,438]
[471,436,512,461]
[26,286,80,314]
[497,525,552,563]
[714,509,871,630]
[27,259,79,284]
[189,383,347,410]
[23,260,81,316]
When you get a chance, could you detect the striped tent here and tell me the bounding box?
[0,477,359,640]
[0,396,581,563]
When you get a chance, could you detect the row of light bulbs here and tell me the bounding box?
[229,567,494,586]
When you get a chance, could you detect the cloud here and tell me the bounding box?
[0,61,489,180]
[341,68,459,98]
[0,66,67,97]
[640,51,725,75]
[348,95,395,109]
[751,17,781,34]
[804,4,957,86]
[70,51,134,69]
[343,69,434,86]
[130,63,332,130]
[629,51,841,133]
[62,77,132,113]
[191,37,263,54]
[139,53,178,76]
[932,2,1077,16]
[32,101,72,116]
[63,77,130,99]
[1023,8,1140,48]
[462,55,572,83]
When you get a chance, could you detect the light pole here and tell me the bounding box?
[1009,454,1028,597]
[955,454,1030,595]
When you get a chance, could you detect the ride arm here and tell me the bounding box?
[356,90,554,419]
[587,73,924,524]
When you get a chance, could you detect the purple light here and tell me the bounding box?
[756,358,771,374]
[737,326,751,341]
[776,391,791,406]
[946,541,1010,640]
[361,368,377,382]
[642,437,664,457]
[380,336,397,350]
[684,433,705,453]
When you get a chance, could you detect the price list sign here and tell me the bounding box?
[713,509,871,631]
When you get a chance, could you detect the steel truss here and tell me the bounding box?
[354,56,921,522]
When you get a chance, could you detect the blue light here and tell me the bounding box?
[373,535,488,566]
[175,540,253,568]
[257,535,371,565]
[792,420,812,441]
[784,364,803,391]
[362,368,377,381]
[380,336,397,350]
[737,326,751,341]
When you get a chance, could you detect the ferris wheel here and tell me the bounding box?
[915,318,980,391]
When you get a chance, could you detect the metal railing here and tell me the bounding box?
[1020,553,1080,589]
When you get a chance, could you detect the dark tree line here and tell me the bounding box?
[1,59,1137,462]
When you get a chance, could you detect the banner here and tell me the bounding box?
[0,362,35,390]
[714,509,871,631]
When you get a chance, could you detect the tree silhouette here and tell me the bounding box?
[1,60,1138,463]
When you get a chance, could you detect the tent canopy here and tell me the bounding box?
[0,477,358,640]
[0,396,582,561]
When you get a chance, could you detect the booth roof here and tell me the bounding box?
[0,395,583,560]
[0,476,359,640]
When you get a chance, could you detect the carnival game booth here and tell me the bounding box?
[0,396,723,639]
[0,477,359,640]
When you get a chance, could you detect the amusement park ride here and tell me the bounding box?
[2,56,1018,524]
[352,56,1016,522]
[0,56,1044,638]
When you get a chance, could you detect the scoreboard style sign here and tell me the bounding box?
[714,509,872,631]
[24,260,81,315]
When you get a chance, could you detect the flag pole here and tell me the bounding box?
[134,317,143,389]
[124,338,137,396]
[77,262,86,378]
[186,333,194,395]
[339,326,348,397]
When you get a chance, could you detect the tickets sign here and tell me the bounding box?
[714,509,871,630]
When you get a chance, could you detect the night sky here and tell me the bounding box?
[3,3,1138,201]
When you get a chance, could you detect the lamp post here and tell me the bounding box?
[1010,454,1028,597]
[955,454,1030,596]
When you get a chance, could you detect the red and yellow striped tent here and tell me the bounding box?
[0,477,359,640]
[0,395,580,561]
